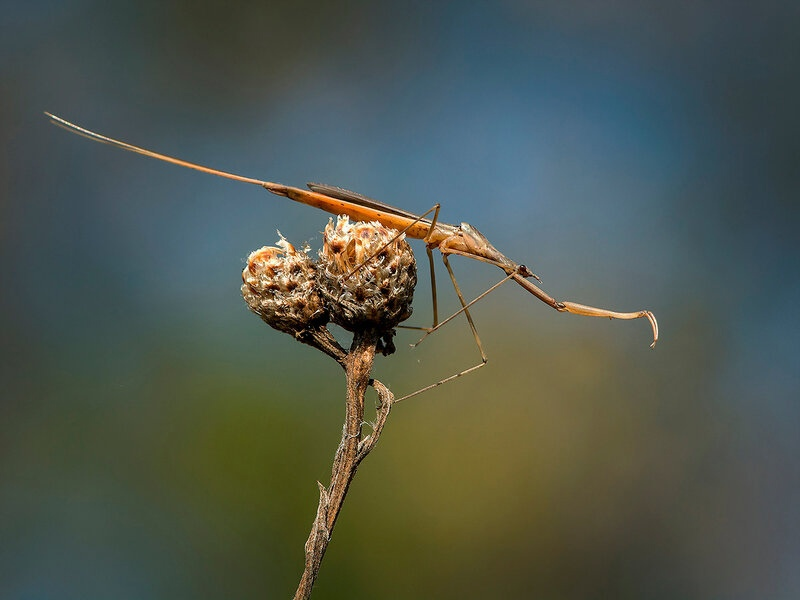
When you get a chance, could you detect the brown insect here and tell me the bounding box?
[47,112,657,399]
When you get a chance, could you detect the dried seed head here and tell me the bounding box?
[318,216,416,331]
[242,235,328,335]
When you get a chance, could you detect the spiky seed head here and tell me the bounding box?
[242,235,328,335]
[318,216,416,331]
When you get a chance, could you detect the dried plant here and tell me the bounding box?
[242,218,417,599]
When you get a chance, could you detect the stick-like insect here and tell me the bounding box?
[46,112,657,399]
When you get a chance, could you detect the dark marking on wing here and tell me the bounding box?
[307,182,430,224]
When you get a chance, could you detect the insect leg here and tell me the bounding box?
[426,245,439,327]
[423,205,442,327]
[396,245,443,336]
[344,203,447,334]
[341,204,440,282]
[411,271,515,347]
[396,254,491,402]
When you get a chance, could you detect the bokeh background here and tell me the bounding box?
[2,1,798,598]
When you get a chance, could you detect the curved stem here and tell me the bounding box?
[294,329,394,599]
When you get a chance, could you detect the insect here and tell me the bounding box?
[47,112,657,399]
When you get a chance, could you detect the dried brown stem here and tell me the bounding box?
[294,326,348,368]
[293,329,394,600]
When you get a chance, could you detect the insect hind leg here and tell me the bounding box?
[396,254,498,402]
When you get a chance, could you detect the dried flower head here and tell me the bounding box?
[318,216,416,331]
[242,235,327,335]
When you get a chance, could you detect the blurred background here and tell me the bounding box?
[2,1,798,598]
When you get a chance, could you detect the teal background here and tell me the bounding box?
[2,2,798,598]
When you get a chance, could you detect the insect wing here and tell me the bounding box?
[307,183,429,224]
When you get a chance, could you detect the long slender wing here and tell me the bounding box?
[307,183,432,224]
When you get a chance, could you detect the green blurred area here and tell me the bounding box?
[7,311,725,599]
[2,1,799,598]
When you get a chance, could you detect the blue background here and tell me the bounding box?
[2,1,798,598]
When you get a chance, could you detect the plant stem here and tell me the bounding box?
[293,329,393,599]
